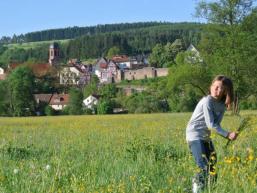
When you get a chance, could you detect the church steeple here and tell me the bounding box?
[49,42,60,65]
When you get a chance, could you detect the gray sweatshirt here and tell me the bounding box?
[186,95,229,142]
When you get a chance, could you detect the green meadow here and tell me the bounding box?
[0,112,256,193]
[6,39,70,50]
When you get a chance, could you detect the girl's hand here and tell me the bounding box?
[227,131,238,140]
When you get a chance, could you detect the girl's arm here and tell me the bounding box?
[216,110,224,125]
[215,108,237,140]
[203,98,229,138]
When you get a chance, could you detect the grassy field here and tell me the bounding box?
[0,112,256,193]
[6,39,70,50]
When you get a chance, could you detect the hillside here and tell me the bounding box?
[1,22,200,44]
[0,22,203,65]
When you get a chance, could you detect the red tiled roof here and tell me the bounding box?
[49,94,69,105]
[112,55,129,63]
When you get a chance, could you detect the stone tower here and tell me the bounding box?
[49,42,60,65]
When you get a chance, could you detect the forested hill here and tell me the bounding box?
[0,22,202,44]
[0,22,203,66]
[67,23,203,59]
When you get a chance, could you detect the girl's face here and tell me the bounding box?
[210,80,225,100]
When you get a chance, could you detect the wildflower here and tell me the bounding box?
[247,154,254,161]
[13,169,19,174]
[45,164,51,170]
[210,132,216,139]
[246,147,254,161]
[209,170,216,176]
[224,157,232,164]
[210,155,216,161]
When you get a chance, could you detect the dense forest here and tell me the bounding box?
[65,23,202,59]
[0,22,201,44]
[0,22,203,66]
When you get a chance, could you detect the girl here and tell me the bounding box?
[186,75,237,193]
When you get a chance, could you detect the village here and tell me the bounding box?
[0,41,202,114]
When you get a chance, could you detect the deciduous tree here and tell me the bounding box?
[196,0,257,112]
[8,66,36,116]
[68,88,83,115]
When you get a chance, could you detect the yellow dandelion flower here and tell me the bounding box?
[224,157,232,164]
[210,132,217,139]
[247,154,254,161]
[209,171,216,176]
[210,156,216,161]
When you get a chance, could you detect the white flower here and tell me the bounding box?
[13,169,19,174]
[45,164,50,170]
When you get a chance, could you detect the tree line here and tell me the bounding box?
[0,22,202,67]
[65,23,202,59]
[0,22,200,44]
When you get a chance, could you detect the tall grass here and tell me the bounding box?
[0,112,256,192]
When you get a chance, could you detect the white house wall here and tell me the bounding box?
[156,68,169,77]
[70,67,80,75]
[0,67,4,74]
[83,96,98,109]
[51,104,66,110]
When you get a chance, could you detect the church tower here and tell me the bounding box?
[49,42,60,65]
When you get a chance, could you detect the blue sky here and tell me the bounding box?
[1,0,202,37]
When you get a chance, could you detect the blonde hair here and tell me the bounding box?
[209,75,234,109]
